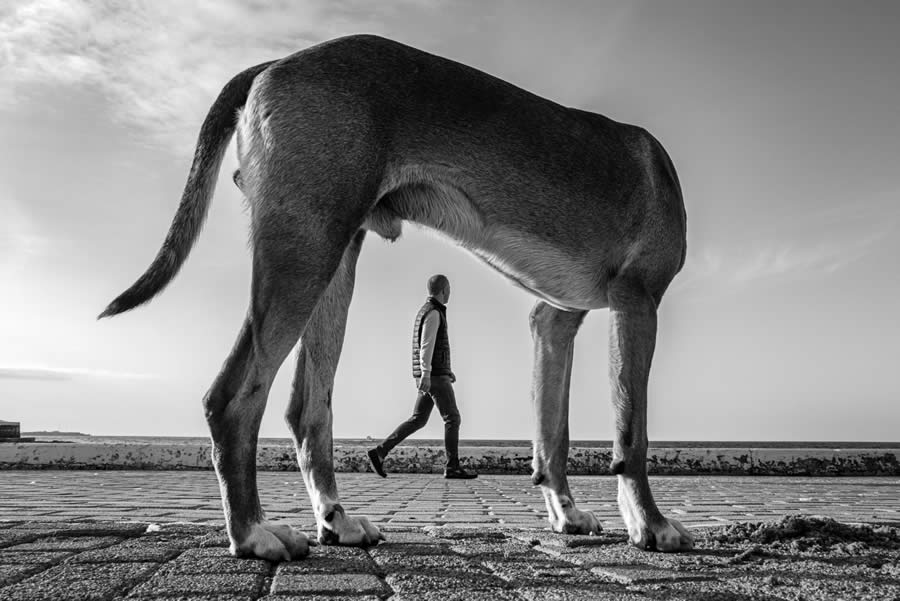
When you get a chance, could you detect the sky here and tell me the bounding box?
[1,0,898,442]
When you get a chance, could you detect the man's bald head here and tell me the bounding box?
[427,274,450,303]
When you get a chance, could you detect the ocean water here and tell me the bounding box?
[19,434,897,449]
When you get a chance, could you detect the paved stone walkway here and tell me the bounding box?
[0,472,898,600]
[1,472,898,528]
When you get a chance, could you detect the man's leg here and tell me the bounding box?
[370,390,434,474]
[429,377,475,478]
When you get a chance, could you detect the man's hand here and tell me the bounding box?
[418,375,431,393]
[449,372,457,383]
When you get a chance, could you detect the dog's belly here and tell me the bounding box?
[371,162,620,311]
[372,168,612,311]
[472,227,610,311]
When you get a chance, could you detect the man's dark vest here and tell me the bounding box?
[411,297,452,378]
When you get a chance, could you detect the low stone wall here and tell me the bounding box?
[1,442,897,475]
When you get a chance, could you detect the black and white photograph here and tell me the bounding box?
[1,1,898,599]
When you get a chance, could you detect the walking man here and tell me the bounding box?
[368,274,477,479]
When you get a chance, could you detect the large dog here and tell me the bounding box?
[100,35,692,559]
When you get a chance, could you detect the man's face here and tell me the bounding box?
[443,283,451,304]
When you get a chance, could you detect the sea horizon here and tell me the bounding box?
[18,433,900,449]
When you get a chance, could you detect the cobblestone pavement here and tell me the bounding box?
[1,472,898,528]
[0,472,898,600]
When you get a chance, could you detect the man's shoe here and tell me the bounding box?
[367,448,387,478]
[444,466,477,479]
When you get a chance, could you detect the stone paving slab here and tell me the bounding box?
[0,472,898,599]
[0,518,896,600]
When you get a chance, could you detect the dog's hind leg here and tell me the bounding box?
[204,313,311,561]
[285,230,383,547]
[608,276,693,551]
[204,200,363,561]
[529,301,601,535]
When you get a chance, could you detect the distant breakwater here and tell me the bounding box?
[2,439,898,476]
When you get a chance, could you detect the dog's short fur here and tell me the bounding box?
[100,35,692,559]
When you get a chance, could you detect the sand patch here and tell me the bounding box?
[709,515,900,554]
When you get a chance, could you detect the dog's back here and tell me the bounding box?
[242,34,686,309]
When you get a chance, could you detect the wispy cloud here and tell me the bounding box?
[673,214,895,295]
[678,184,900,294]
[0,0,443,153]
[0,365,157,382]
[730,232,887,283]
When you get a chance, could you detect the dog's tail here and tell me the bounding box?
[98,60,275,319]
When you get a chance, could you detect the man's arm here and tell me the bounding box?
[418,310,440,391]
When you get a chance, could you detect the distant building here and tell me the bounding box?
[0,421,34,442]
[0,420,20,438]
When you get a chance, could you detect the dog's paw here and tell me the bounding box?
[549,506,602,536]
[232,522,311,561]
[262,522,313,558]
[317,505,384,547]
[626,516,694,552]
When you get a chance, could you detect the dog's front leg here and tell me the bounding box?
[528,302,600,535]
[286,233,383,547]
[608,277,693,551]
